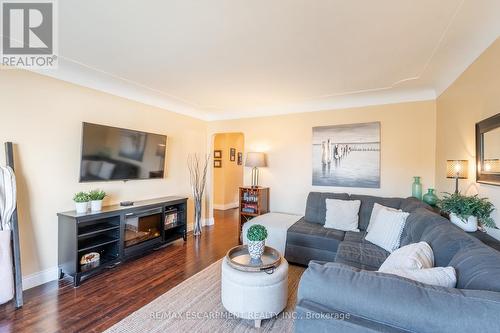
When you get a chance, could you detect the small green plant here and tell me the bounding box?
[247,224,268,242]
[88,189,106,201]
[73,192,90,203]
[438,192,495,228]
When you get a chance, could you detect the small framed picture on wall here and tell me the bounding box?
[214,150,222,159]
[214,160,222,168]
[230,148,236,161]
[237,152,242,165]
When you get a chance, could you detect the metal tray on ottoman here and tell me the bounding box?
[226,245,282,272]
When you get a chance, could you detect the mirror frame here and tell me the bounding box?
[476,113,500,186]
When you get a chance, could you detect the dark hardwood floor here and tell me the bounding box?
[0,209,240,333]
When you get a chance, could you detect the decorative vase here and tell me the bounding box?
[248,240,265,260]
[412,176,423,200]
[75,202,88,214]
[90,200,103,212]
[450,213,478,232]
[193,198,202,236]
[422,188,438,206]
[0,230,14,305]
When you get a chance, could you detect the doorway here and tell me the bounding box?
[212,133,244,225]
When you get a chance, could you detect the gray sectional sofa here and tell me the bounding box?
[286,192,500,333]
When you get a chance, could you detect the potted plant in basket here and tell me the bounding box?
[438,192,495,232]
[73,191,90,214]
[247,224,268,260]
[88,189,106,212]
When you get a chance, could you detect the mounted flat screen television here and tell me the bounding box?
[80,122,167,182]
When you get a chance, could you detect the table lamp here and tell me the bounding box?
[245,152,267,188]
[446,160,468,193]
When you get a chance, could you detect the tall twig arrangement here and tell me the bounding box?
[188,154,210,236]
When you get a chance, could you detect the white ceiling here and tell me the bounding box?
[34,0,500,120]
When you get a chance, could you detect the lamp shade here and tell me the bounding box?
[446,160,468,179]
[245,152,267,168]
[484,159,500,173]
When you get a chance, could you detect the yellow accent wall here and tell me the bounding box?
[213,133,244,208]
[435,38,500,236]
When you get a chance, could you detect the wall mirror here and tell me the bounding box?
[476,113,500,185]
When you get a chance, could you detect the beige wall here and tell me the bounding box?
[0,69,207,282]
[213,133,244,208]
[208,100,437,215]
[436,38,500,237]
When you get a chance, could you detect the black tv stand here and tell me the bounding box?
[57,196,187,287]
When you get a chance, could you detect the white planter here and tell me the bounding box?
[75,202,88,214]
[0,230,14,305]
[248,240,265,260]
[450,213,478,232]
[90,200,103,212]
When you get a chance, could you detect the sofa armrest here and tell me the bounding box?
[298,261,500,333]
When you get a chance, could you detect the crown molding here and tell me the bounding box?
[29,58,213,121]
[29,59,436,121]
[206,88,436,121]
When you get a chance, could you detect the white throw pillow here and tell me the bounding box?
[379,242,434,272]
[367,203,402,233]
[324,199,361,232]
[365,208,409,252]
[382,267,457,288]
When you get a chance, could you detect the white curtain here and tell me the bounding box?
[0,166,16,304]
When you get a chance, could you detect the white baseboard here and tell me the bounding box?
[22,266,58,290]
[213,202,239,210]
[204,217,215,226]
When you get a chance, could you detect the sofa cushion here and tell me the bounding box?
[305,192,350,224]
[349,195,403,230]
[343,230,367,243]
[335,241,389,271]
[400,197,431,213]
[399,208,448,247]
[420,222,478,267]
[287,218,345,252]
[297,261,500,333]
[449,243,500,292]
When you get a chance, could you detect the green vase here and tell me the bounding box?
[412,176,423,200]
[422,188,438,206]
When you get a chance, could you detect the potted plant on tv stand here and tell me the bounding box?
[438,192,495,232]
[73,192,90,214]
[88,189,106,212]
[247,224,268,260]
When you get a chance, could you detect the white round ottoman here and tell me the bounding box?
[221,257,288,328]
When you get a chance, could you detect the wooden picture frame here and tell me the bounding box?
[214,160,222,168]
[476,113,500,186]
[237,152,243,165]
[214,150,222,159]
[230,148,236,161]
